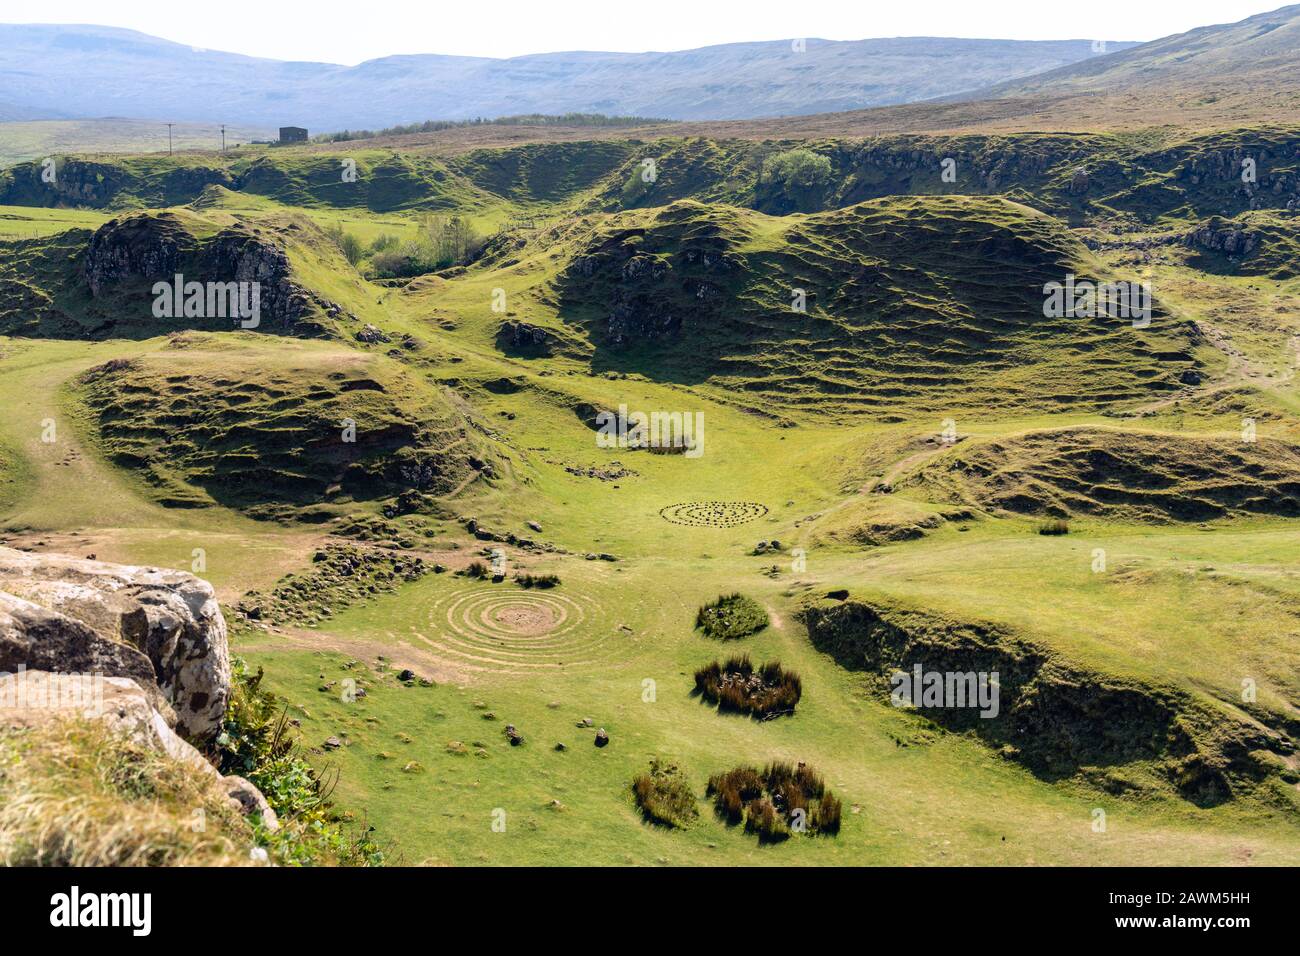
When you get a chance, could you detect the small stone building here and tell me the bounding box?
[278,126,308,144]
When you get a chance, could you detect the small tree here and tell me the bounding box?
[760,148,833,190]
[324,223,364,266]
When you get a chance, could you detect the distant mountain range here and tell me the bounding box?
[0,24,1134,130]
[964,3,1300,102]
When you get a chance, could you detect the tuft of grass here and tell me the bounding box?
[695,592,769,640]
[693,654,802,719]
[706,761,841,842]
[1038,519,1071,536]
[631,758,699,828]
[0,719,254,866]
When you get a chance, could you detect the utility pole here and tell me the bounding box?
[220,124,226,153]
[167,123,174,155]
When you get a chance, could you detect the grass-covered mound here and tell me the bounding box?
[908,426,1300,522]
[235,543,431,627]
[797,595,1291,805]
[631,757,699,829]
[809,495,955,547]
[707,762,842,842]
[452,141,637,204]
[0,229,93,336]
[555,198,1198,417]
[693,655,801,719]
[75,338,494,516]
[232,151,493,213]
[695,593,769,640]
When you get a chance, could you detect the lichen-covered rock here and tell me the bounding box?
[0,547,230,743]
[222,775,280,831]
[0,591,171,721]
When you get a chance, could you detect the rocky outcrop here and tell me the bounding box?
[82,213,335,334]
[0,591,170,721]
[0,547,230,743]
[0,159,230,208]
[0,670,275,831]
[1184,221,1261,257]
[84,213,196,296]
[0,549,276,830]
[496,319,559,356]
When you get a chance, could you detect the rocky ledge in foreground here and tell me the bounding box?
[0,546,275,830]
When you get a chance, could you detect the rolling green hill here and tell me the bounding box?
[1,108,1299,868]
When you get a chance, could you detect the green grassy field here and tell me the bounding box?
[1,129,1298,866]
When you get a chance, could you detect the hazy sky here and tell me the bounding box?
[5,0,1287,62]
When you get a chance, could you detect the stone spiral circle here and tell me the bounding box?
[658,501,769,528]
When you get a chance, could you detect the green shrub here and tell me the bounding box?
[215,656,387,866]
[516,572,561,589]
[632,758,699,828]
[695,592,769,640]
[1038,519,1070,535]
[370,240,439,278]
[760,148,833,190]
[323,223,364,266]
[368,216,484,278]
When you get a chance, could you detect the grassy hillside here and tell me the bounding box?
[73,337,497,518]
[544,197,1198,417]
[907,426,1300,522]
[0,117,1298,867]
